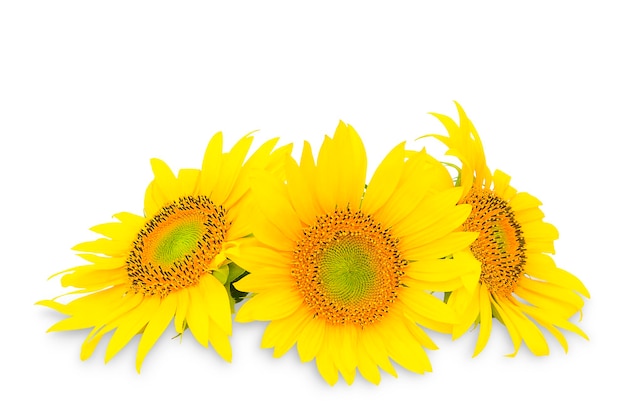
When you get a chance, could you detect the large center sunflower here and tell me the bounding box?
[38,133,292,371]
[231,122,479,385]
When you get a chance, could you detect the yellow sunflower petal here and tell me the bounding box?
[525,253,589,297]
[149,158,178,203]
[297,315,325,362]
[403,231,478,261]
[509,191,543,211]
[222,137,279,208]
[361,142,406,214]
[473,284,493,357]
[492,169,511,194]
[381,316,432,374]
[517,276,584,315]
[199,131,223,196]
[235,288,302,323]
[203,274,232,335]
[397,204,472,249]
[491,299,523,355]
[186,284,210,347]
[72,238,129,257]
[174,288,189,334]
[211,134,253,204]
[361,325,397,378]
[449,285,480,339]
[234,268,293,293]
[329,325,358,385]
[523,220,559,241]
[355,341,382,385]
[136,294,178,372]
[400,288,457,325]
[316,340,339,386]
[104,295,161,363]
[60,268,128,295]
[285,157,322,225]
[251,171,303,243]
[498,296,549,356]
[315,122,367,211]
[262,307,311,357]
[394,187,464,238]
[208,318,233,362]
[176,168,200,196]
[520,304,588,341]
[228,240,294,272]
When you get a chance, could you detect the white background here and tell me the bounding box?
[1,1,623,415]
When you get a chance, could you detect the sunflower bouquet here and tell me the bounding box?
[38,103,589,385]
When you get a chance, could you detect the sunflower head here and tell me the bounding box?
[425,103,589,357]
[38,132,292,371]
[231,121,479,385]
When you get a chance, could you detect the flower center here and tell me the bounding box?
[127,196,229,297]
[292,209,406,327]
[462,188,526,297]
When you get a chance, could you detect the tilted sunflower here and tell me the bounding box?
[425,102,590,357]
[230,122,480,385]
[38,133,291,371]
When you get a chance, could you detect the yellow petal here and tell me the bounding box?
[174,289,189,334]
[297,315,325,362]
[104,296,161,363]
[522,220,559,241]
[176,168,200,196]
[251,171,303,243]
[136,294,178,372]
[252,214,298,252]
[449,286,480,339]
[199,132,224,196]
[361,142,406,214]
[285,157,321,225]
[394,187,464,239]
[509,191,543,212]
[208,318,233,362]
[402,232,478,262]
[516,277,584,315]
[397,204,472,249]
[204,274,233,335]
[497,297,549,356]
[473,285,493,357]
[315,341,339,386]
[355,340,382,385]
[380,316,431,374]
[361,325,397,378]
[228,239,293,272]
[150,158,178,204]
[262,307,311,357]
[235,288,302,322]
[223,138,279,209]
[331,325,358,385]
[400,288,457,325]
[525,253,589,298]
[211,134,254,204]
[72,238,129,257]
[234,268,293,293]
[186,284,210,347]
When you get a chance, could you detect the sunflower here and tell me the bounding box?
[38,132,291,372]
[230,122,480,385]
[425,102,590,357]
